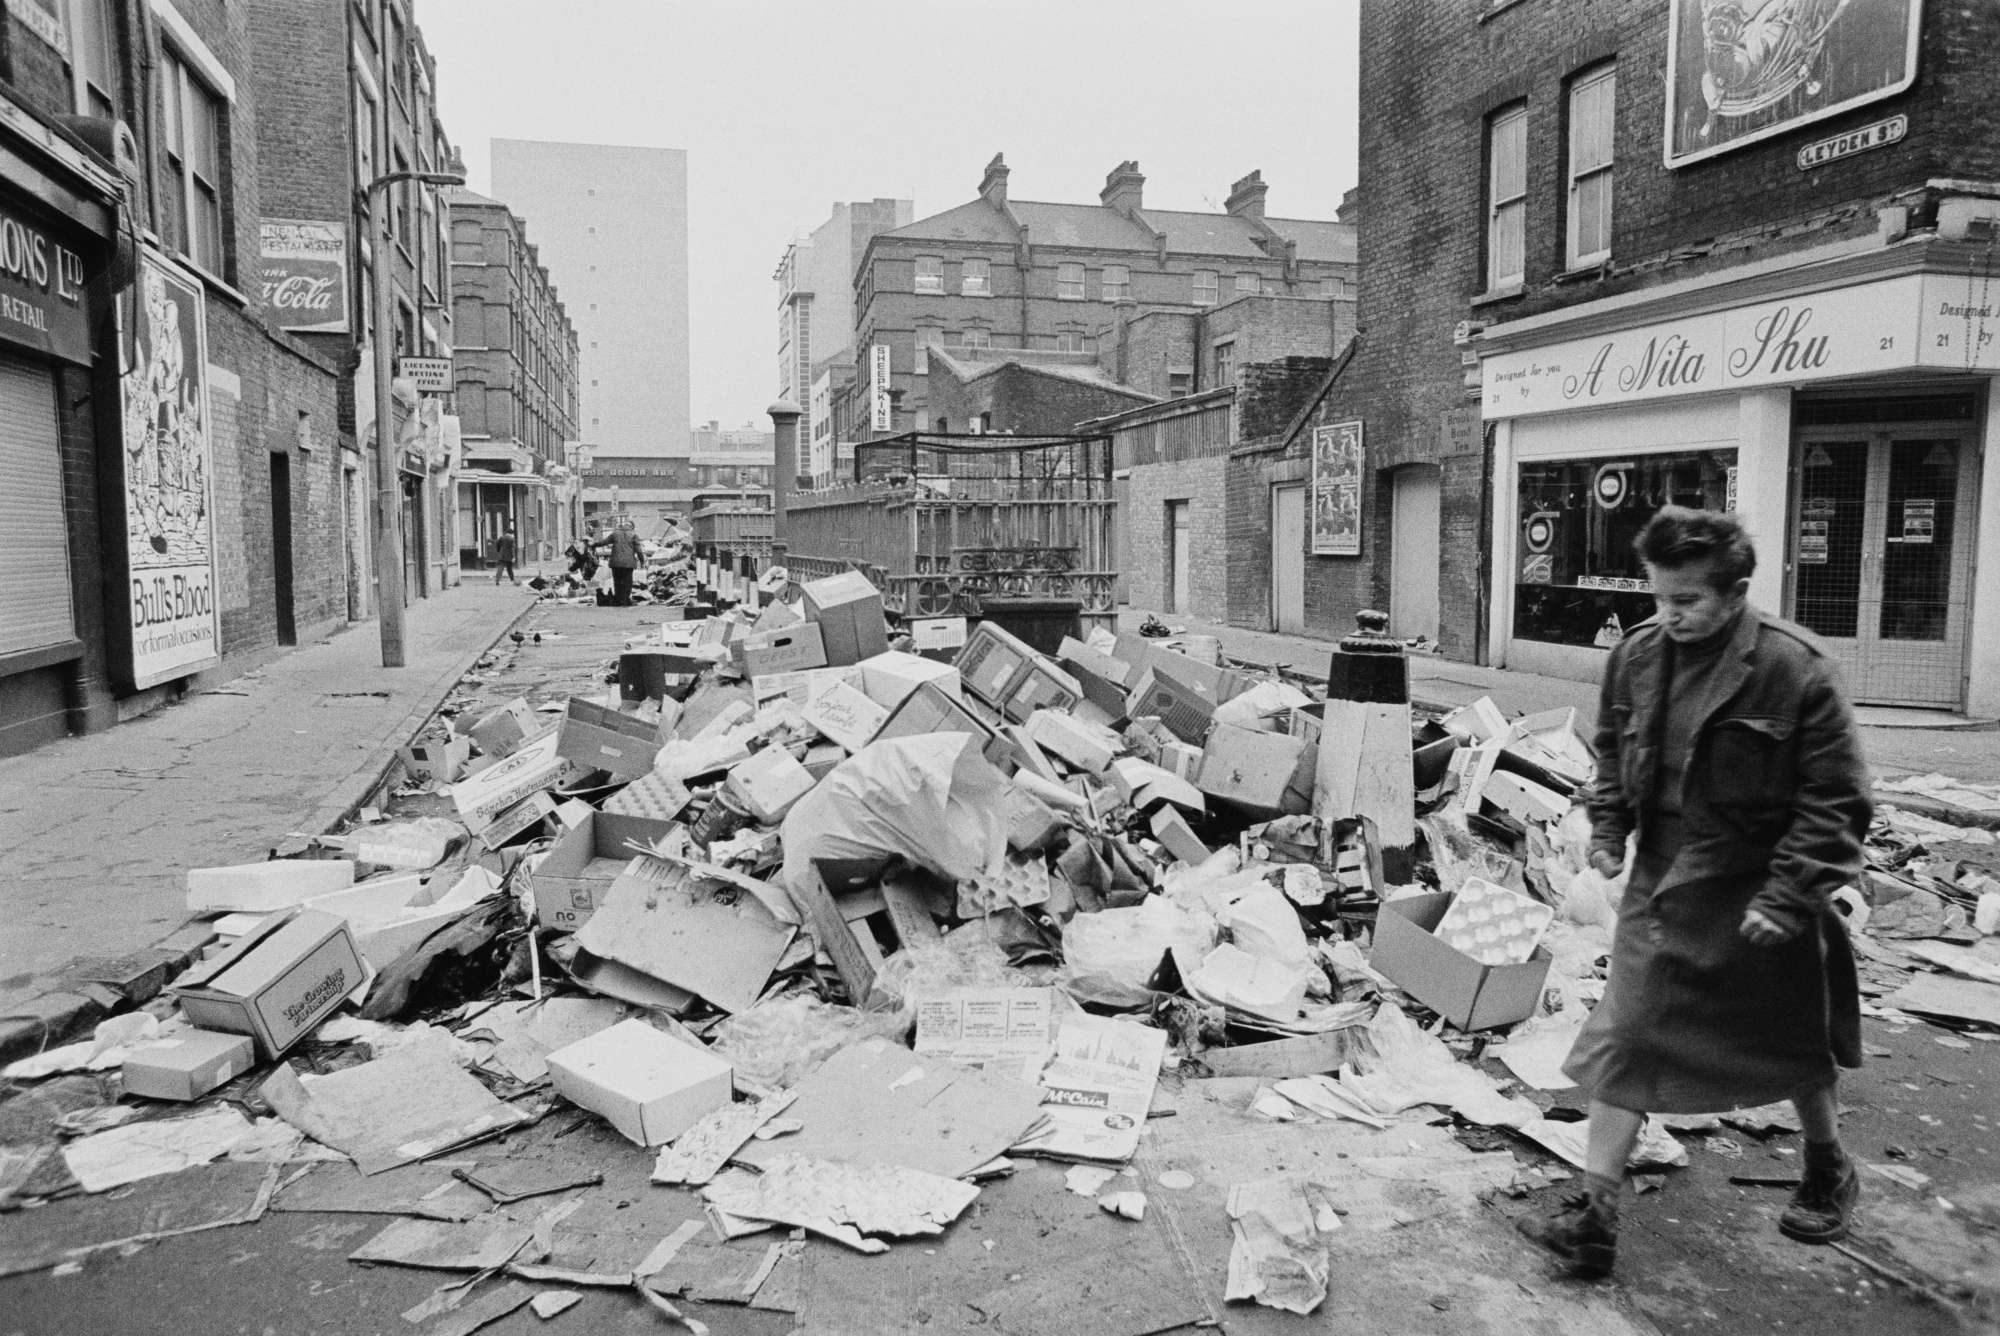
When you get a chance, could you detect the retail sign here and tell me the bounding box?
[397,356,453,393]
[1664,0,1922,169]
[1901,499,1934,543]
[118,251,220,689]
[5,0,66,56]
[1309,420,1363,557]
[0,199,91,364]
[258,218,348,333]
[869,344,891,432]
[1479,273,1984,418]
[1797,114,1907,171]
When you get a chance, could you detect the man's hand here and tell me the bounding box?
[1739,908,1799,946]
[1589,850,1624,879]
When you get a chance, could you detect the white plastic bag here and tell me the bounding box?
[1058,897,1218,1008]
[781,733,1010,897]
[1220,888,1312,969]
[1211,680,1311,732]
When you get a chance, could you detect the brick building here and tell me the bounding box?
[0,0,357,755]
[925,348,1156,438]
[1282,0,2000,718]
[581,427,773,530]
[447,188,580,570]
[249,0,460,605]
[851,156,1354,442]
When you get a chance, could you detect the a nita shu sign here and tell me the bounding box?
[1482,273,2000,418]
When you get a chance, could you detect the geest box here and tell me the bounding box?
[545,1018,733,1147]
[734,623,827,677]
[122,1029,256,1102]
[802,571,889,667]
[1369,892,1552,1031]
[529,813,680,931]
[452,732,574,831]
[170,909,367,1060]
[557,698,664,779]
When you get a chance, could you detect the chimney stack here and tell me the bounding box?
[1225,170,1269,222]
[1099,160,1145,216]
[979,153,1010,207]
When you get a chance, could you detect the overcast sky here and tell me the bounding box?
[420,0,1359,433]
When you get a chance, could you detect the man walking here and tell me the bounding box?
[594,517,642,606]
[1519,507,1871,1279]
[492,524,518,585]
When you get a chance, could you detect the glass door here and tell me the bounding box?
[1789,427,1978,708]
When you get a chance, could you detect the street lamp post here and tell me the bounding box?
[358,168,463,667]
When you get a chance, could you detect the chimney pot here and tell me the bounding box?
[980,153,1010,206]
[1100,159,1145,216]
[1225,170,1269,222]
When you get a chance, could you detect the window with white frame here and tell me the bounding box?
[1486,103,1528,290]
[961,257,990,295]
[962,327,992,349]
[1056,263,1085,300]
[914,256,943,293]
[1212,340,1234,387]
[162,49,225,276]
[1236,272,1260,296]
[1566,66,1615,268]
[1101,265,1129,301]
[1192,269,1218,306]
[1053,331,1089,353]
[69,0,118,118]
[914,325,939,373]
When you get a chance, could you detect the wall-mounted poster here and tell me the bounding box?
[1665,0,1922,168]
[119,251,219,689]
[258,218,349,333]
[1310,420,1363,556]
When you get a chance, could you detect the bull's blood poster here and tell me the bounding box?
[120,251,219,688]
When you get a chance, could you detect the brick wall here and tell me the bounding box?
[1125,457,1228,621]
[927,360,1153,436]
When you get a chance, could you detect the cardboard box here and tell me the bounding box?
[802,743,846,781]
[909,616,968,653]
[858,650,962,709]
[802,570,888,667]
[620,650,707,704]
[1057,638,1132,721]
[800,680,890,753]
[1025,709,1116,774]
[734,623,827,677]
[468,699,543,759]
[1150,807,1211,866]
[753,597,802,632]
[1125,669,1216,745]
[1482,770,1571,825]
[1369,892,1552,1031]
[750,665,863,710]
[1116,639,1252,706]
[603,771,693,822]
[302,869,499,972]
[187,860,356,915]
[451,732,574,831]
[481,790,558,850]
[1000,657,1083,724]
[122,1029,255,1102]
[874,679,995,748]
[955,621,1039,708]
[170,909,368,1059]
[397,737,472,785]
[530,814,681,931]
[1160,740,1204,781]
[545,1018,733,1147]
[1195,723,1312,815]
[557,698,664,779]
[725,746,818,824]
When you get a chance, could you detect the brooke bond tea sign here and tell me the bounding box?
[259,218,348,333]
[120,252,220,688]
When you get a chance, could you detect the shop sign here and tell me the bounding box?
[1522,511,1557,554]
[258,218,348,333]
[1480,273,2000,418]
[1520,552,1553,584]
[119,252,220,689]
[870,344,891,432]
[0,199,91,364]
[1901,499,1934,543]
[1577,575,1651,593]
[1309,420,1363,557]
[1664,0,1920,169]
[398,356,453,393]
[1797,114,1907,171]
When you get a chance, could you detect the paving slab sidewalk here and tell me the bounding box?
[0,583,537,1022]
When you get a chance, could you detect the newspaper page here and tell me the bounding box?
[1011,1016,1168,1162]
[913,989,1052,1069]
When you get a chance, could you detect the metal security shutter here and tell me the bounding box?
[0,356,75,655]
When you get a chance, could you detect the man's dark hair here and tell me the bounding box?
[1633,505,1756,590]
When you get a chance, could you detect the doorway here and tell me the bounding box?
[401,476,425,604]
[1390,467,1442,643]
[1165,500,1190,614]
[269,453,296,645]
[1271,484,1306,633]
[1788,422,1979,707]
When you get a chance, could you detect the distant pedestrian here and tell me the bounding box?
[1519,507,1871,1280]
[594,518,642,606]
[492,526,518,584]
[565,539,598,582]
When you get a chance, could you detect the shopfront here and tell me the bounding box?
[1482,255,2000,717]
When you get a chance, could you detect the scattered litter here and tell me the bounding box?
[1225,1176,1331,1315]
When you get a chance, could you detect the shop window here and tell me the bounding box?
[1512,448,1737,648]
[1192,270,1218,306]
[1486,102,1527,290]
[1566,65,1616,268]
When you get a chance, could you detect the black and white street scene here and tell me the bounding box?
[6,2,2000,1333]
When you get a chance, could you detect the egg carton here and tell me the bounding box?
[956,854,1051,917]
[603,771,692,821]
[1433,875,1552,967]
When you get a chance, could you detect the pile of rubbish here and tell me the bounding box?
[5,563,1998,1327]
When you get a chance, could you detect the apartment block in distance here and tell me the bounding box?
[492,139,689,458]
[447,188,581,570]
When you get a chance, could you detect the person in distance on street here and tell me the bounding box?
[492,524,518,585]
[594,517,643,607]
[1517,506,1870,1280]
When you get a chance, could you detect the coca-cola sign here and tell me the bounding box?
[258,218,348,333]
